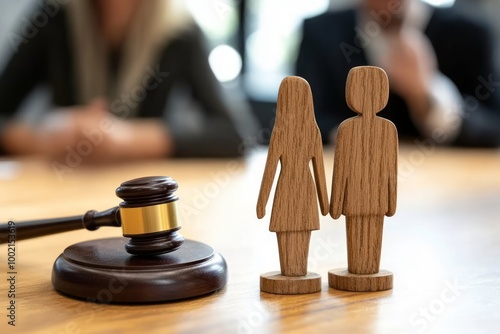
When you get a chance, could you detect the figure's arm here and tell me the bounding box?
[387,125,398,217]
[256,132,281,219]
[312,131,329,216]
[330,125,347,219]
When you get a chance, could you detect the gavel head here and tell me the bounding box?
[115,176,184,256]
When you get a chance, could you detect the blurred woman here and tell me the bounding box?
[0,0,256,160]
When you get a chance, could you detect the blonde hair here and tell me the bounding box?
[67,0,192,115]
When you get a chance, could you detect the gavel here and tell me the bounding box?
[0,176,183,256]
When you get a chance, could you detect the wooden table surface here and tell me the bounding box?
[1,145,499,334]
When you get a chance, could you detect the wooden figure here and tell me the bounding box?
[257,76,329,294]
[329,66,398,292]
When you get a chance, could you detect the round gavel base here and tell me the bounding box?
[52,237,227,303]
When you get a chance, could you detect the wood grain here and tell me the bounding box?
[0,176,184,256]
[330,66,398,291]
[256,76,328,293]
[52,238,227,303]
[260,271,321,295]
[328,269,393,292]
[0,146,499,333]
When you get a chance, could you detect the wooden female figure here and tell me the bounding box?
[257,76,328,294]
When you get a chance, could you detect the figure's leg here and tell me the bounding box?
[329,215,391,291]
[346,215,384,274]
[261,231,321,294]
[276,231,311,276]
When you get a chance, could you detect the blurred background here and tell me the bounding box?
[0,0,498,144]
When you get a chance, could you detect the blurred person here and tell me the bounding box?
[0,0,256,161]
[296,0,500,147]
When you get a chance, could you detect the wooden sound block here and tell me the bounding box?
[328,268,393,292]
[52,237,227,303]
[260,271,321,295]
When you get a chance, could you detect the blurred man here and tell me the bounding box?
[296,0,500,147]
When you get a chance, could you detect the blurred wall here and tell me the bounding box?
[0,1,36,69]
[455,0,500,71]
[0,0,49,121]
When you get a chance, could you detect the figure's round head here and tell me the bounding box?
[345,66,389,116]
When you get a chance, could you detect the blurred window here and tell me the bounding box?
[186,0,242,83]
[244,0,330,101]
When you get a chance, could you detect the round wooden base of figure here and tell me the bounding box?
[328,269,393,292]
[52,237,227,303]
[260,271,321,294]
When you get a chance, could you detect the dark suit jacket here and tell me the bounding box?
[0,2,246,157]
[296,7,500,147]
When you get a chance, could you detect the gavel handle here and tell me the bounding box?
[0,207,121,243]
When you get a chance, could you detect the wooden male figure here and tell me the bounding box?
[257,76,328,294]
[329,66,398,292]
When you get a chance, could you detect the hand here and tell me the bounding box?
[380,28,436,124]
[256,202,266,219]
[329,204,341,220]
[0,99,108,156]
[1,98,173,162]
[91,117,174,162]
[55,100,174,163]
[38,99,109,158]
